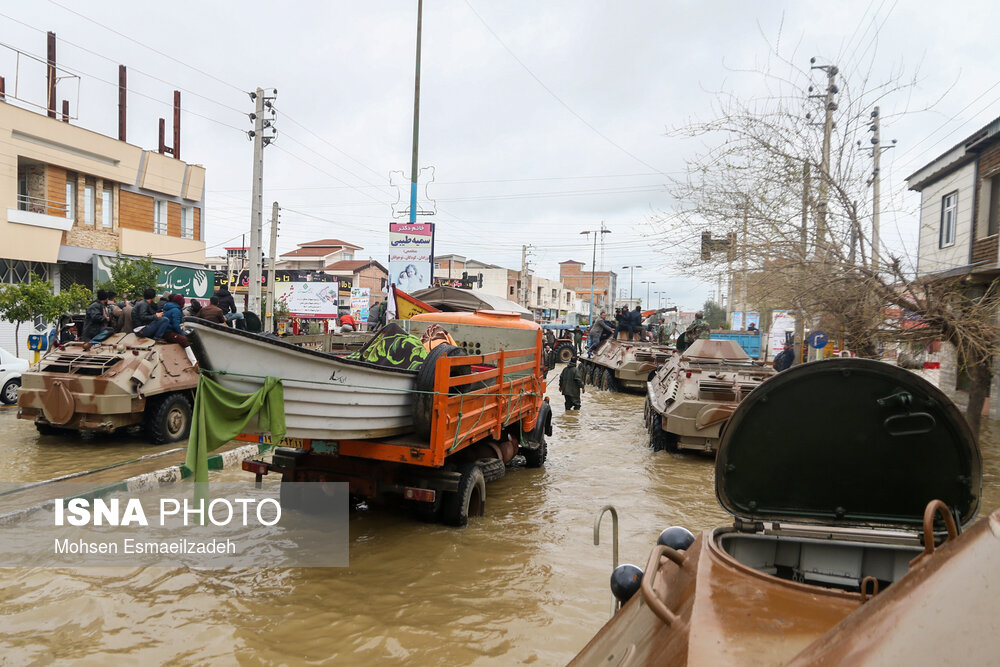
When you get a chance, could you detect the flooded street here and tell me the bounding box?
[2,380,1000,665]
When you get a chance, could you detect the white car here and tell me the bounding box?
[0,347,29,405]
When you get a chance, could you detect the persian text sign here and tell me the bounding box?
[769,310,796,355]
[388,222,433,293]
[350,287,370,323]
[94,256,212,299]
[277,282,339,318]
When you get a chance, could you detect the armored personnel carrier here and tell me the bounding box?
[644,338,774,453]
[18,334,198,444]
[581,338,674,393]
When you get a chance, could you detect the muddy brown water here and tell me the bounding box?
[1,383,999,665]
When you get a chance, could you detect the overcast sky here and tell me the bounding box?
[2,0,998,310]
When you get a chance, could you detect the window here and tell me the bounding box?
[940,191,958,248]
[434,262,441,269]
[65,176,77,220]
[17,174,28,211]
[181,206,194,239]
[988,176,1000,237]
[342,252,353,261]
[101,188,113,228]
[154,200,168,235]
[84,182,96,225]
[551,289,557,299]
[509,285,515,296]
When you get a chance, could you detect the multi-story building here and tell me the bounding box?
[322,259,389,308]
[1,86,208,354]
[277,239,361,271]
[907,113,1000,415]
[559,260,617,318]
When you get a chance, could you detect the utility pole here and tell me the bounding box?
[740,205,748,328]
[520,244,528,308]
[581,225,611,323]
[264,201,280,333]
[795,161,810,365]
[409,0,423,224]
[809,59,838,254]
[865,106,895,271]
[622,265,641,305]
[247,87,276,317]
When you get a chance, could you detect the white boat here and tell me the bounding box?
[186,320,418,440]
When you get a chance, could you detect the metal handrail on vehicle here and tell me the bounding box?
[594,505,619,618]
[641,545,688,630]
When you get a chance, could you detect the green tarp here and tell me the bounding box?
[185,373,286,483]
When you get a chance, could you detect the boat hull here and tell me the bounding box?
[186,320,418,440]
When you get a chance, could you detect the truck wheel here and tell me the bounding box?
[475,457,506,482]
[523,438,547,468]
[280,478,303,510]
[443,463,486,527]
[145,392,192,444]
[554,342,575,363]
[1,378,20,405]
[649,413,677,452]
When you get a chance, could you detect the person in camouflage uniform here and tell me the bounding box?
[686,311,711,341]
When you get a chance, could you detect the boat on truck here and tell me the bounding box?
[572,358,983,666]
[644,338,774,453]
[17,334,198,444]
[187,310,552,526]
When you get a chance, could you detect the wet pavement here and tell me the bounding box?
[0,381,999,664]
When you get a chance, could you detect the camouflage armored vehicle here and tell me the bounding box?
[580,337,674,393]
[644,338,775,453]
[18,334,198,444]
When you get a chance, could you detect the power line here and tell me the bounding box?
[44,0,247,95]
[463,0,667,175]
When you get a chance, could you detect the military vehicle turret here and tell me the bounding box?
[18,334,198,444]
[644,338,775,453]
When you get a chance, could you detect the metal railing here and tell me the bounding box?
[16,193,69,217]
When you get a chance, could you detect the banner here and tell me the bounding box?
[276,282,339,318]
[731,311,744,330]
[746,311,760,330]
[393,287,438,320]
[768,310,796,355]
[388,222,433,293]
[94,256,212,299]
[350,287,370,323]
[214,270,335,293]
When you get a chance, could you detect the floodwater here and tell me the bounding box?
[1,380,999,665]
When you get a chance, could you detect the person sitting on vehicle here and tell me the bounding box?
[215,287,244,327]
[588,312,615,356]
[183,299,202,318]
[686,311,711,341]
[747,321,757,332]
[133,288,162,338]
[339,313,357,333]
[559,356,585,411]
[60,324,79,344]
[159,294,190,347]
[82,290,115,346]
[198,296,228,325]
[629,305,643,341]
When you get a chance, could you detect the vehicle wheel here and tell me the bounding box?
[443,463,486,527]
[1,378,20,405]
[475,457,506,483]
[279,477,303,510]
[35,421,66,436]
[523,438,547,468]
[649,413,677,453]
[144,392,192,444]
[413,344,472,438]
[643,396,651,428]
[606,371,618,393]
[586,363,596,385]
[599,368,610,391]
[554,342,575,363]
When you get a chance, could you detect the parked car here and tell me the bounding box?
[0,347,29,405]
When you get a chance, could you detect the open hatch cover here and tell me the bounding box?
[715,358,981,530]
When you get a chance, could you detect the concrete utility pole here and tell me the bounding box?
[740,206,748,327]
[866,106,895,271]
[247,89,265,316]
[581,223,611,323]
[795,162,810,365]
[810,59,838,254]
[264,201,280,333]
[521,244,528,308]
[247,87,276,317]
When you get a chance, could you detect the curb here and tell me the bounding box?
[0,443,270,525]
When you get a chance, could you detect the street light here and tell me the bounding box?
[622,265,642,305]
[641,280,655,308]
[581,224,611,323]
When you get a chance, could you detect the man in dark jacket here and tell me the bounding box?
[82,290,114,346]
[133,288,161,336]
[199,296,227,324]
[215,288,244,327]
[588,312,615,356]
[629,306,644,341]
[159,294,189,347]
[558,357,585,410]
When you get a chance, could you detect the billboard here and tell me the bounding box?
[276,282,339,318]
[350,287,370,323]
[388,222,434,293]
[768,310,796,355]
[94,256,212,299]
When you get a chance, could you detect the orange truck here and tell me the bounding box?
[237,311,552,526]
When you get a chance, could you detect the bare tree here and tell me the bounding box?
[654,42,999,434]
